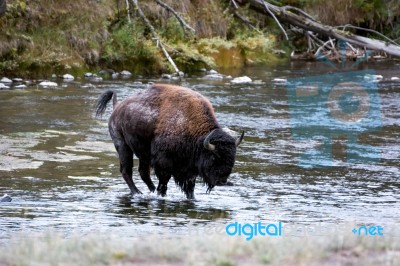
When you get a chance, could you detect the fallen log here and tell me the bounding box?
[235,0,400,58]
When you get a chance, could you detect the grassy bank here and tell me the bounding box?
[0,0,284,78]
[0,232,398,265]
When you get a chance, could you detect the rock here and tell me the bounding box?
[0,83,10,89]
[161,74,172,79]
[203,74,224,80]
[0,194,12,202]
[14,84,27,89]
[231,76,252,84]
[200,68,207,72]
[272,78,287,84]
[51,74,57,79]
[120,70,132,77]
[39,81,58,87]
[12,78,23,82]
[1,77,12,84]
[208,69,218,74]
[111,73,119,79]
[84,72,93,78]
[92,76,103,82]
[391,77,399,80]
[62,74,74,80]
[132,81,143,85]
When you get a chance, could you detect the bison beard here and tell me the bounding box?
[96,84,244,199]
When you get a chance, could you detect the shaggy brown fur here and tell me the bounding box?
[96,84,243,199]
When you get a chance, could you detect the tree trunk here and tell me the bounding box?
[0,0,6,17]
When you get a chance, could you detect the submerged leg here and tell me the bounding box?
[154,167,171,197]
[183,177,196,200]
[138,159,155,192]
[118,143,142,195]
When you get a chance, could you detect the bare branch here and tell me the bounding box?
[261,1,288,40]
[233,11,262,32]
[231,0,239,9]
[125,0,131,23]
[282,5,317,22]
[336,24,400,46]
[155,0,195,33]
[130,0,180,74]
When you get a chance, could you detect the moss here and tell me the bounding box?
[0,0,286,78]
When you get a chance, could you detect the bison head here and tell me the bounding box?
[199,128,244,192]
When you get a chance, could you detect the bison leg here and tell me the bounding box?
[138,159,155,192]
[154,168,171,197]
[183,177,196,200]
[118,143,142,195]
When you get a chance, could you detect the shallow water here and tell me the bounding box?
[0,61,399,240]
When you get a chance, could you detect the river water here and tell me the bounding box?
[0,61,399,240]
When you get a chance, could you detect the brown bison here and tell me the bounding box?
[96,84,243,199]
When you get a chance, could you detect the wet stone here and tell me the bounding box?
[0,194,12,202]
[39,81,58,87]
[0,83,10,90]
[0,77,12,84]
[120,70,132,77]
[63,74,75,80]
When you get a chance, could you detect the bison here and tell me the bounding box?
[96,84,243,199]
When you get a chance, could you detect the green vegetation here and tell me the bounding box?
[0,0,284,78]
[1,0,399,78]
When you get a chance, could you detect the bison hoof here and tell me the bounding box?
[185,192,195,200]
[130,188,143,195]
[148,184,156,193]
[157,184,168,197]
[157,190,167,197]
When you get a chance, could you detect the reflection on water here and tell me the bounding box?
[0,61,399,240]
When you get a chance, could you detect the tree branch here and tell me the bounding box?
[261,1,288,40]
[130,0,180,74]
[155,0,195,34]
[336,24,400,46]
[125,0,131,23]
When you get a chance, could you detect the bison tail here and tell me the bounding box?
[95,90,117,118]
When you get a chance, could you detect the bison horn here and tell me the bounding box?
[235,131,244,147]
[203,129,217,151]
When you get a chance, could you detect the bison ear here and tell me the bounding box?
[203,129,217,151]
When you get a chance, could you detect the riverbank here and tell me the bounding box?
[0,0,285,79]
[0,232,398,265]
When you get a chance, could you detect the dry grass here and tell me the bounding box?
[0,231,398,266]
